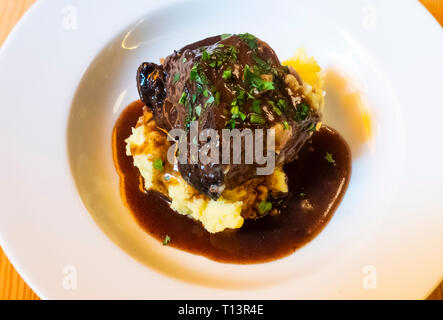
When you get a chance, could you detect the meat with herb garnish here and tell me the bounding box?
[137,33,321,199]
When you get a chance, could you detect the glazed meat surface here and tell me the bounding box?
[137,33,320,199]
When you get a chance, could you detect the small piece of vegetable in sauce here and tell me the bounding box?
[163,235,171,245]
[325,152,336,165]
[257,200,272,214]
[153,159,164,171]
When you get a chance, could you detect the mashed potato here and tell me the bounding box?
[283,47,324,114]
[125,48,323,233]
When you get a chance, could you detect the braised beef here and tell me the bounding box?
[137,33,320,199]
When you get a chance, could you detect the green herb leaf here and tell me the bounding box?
[325,152,336,165]
[153,159,164,171]
[222,69,232,80]
[231,105,239,117]
[272,102,282,116]
[196,72,208,85]
[178,91,187,105]
[229,45,238,60]
[283,121,289,130]
[277,99,288,110]
[201,49,210,61]
[206,95,215,105]
[239,33,258,49]
[253,54,272,73]
[294,103,310,122]
[257,200,272,214]
[250,114,266,124]
[195,105,202,117]
[190,65,198,81]
[163,235,171,245]
[252,99,261,114]
[243,65,275,92]
[221,33,232,40]
[173,72,180,83]
[226,119,236,129]
[237,90,245,101]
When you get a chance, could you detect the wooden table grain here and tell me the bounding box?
[0,0,442,300]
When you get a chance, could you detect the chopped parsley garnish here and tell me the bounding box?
[294,103,310,122]
[190,64,208,85]
[231,90,245,108]
[192,93,197,104]
[230,105,246,121]
[239,32,258,49]
[243,65,275,92]
[226,119,236,129]
[325,152,336,165]
[163,235,171,245]
[203,89,209,97]
[198,73,209,85]
[252,54,272,73]
[228,45,238,60]
[237,90,246,100]
[283,121,289,130]
[250,114,266,124]
[269,101,282,116]
[252,99,261,114]
[194,105,202,116]
[178,91,187,105]
[220,33,232,40]
[273,106,282,116]
[173,72,180,83]
[206,95,215,105]
[201,49,210,61]
[257,200,272,214]
[153,159,164,171]
[246,91,255,99]
[231,105,239,116]
[190,65,198,81]
[277,99,287,110]
[222,69,232,80]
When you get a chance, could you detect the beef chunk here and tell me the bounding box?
[137,33,320,199]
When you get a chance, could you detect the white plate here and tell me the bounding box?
[0,0,442,299]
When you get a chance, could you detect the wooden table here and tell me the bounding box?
[0,0,442,300]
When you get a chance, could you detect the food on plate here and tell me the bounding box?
[129,33,323,232]
[113,33,351,263]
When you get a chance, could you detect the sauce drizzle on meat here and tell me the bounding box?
[113,100,351,263]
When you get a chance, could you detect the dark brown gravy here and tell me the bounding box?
[113,100,351,264]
